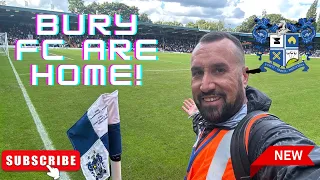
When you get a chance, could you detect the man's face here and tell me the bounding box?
[191,38,248,123]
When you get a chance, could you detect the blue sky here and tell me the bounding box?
[4,0,319,27]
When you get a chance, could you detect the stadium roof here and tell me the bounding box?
[0,5,208,37]
[1,5,320,39]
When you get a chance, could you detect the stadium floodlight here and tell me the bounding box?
[262,9,267,18]
[0,32,9,57]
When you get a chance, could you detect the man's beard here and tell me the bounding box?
[195,83,245,124]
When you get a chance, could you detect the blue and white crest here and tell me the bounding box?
[252,18,315,74]
[87,151,108,180]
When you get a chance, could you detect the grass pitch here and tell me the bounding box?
[1,49,320,180]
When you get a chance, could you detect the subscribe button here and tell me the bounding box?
[1,150,80,171]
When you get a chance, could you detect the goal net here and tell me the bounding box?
[0,32,9,56]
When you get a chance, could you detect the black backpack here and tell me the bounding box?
[231,110,278,180]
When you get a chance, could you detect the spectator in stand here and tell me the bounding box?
[3,22,277,55]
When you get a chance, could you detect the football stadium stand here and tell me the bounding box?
[1,5,320,55]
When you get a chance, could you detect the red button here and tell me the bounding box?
[1,150,80,171]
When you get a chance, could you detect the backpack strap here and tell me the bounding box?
[230,110,270,180]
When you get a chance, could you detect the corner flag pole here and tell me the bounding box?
[111,160,121,180]
[106,90,122,180]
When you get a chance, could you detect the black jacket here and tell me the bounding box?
[192,86,320,179]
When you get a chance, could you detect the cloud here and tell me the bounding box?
[224,18,244,27]
[232,7,245,18]
[179,16,199,24]
[4,0,318,28]
[172,7,223,19]
[236,0,315,21]
[6,0,69,11]
[161,0,228,9]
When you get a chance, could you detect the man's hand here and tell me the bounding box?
[182,98,199,117]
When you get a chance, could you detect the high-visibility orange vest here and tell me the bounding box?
[185,129,236,180]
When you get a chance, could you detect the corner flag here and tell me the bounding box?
[67,90,122,180]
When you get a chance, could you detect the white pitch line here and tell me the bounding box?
[144,69,189,72]
[6,54,70,180]
[49,52,74,60]
[160,60,186,64]
[19,69,190,76]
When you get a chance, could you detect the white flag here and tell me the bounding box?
[67,90,122,180]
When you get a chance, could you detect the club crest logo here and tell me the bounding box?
[86,151,108,179]
[252,18,316,74]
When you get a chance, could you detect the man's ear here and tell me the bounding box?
[243,67,249,87]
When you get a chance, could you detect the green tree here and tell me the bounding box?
[187,19,224,31]
[154,21,183,26]
[317,14,320,32]
[74,1,140,20]
[185,22,198,28]
[265,14,296,24]
[84,1,101,14]
[236,14,296,33]
[236,15,258,32]
[97,2,139,20]
[139,13,152,23]
[266,14,287,24]
[68,0,86,13]
[306,0,318,19]
[194,19,206,29]
[306,0,318,29]
[170,21,183,26]
[217,20,224,31]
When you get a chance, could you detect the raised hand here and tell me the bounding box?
[182,98,199,117]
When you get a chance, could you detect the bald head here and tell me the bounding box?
[192,31,245,66]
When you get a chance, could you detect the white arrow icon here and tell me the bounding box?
[46,165,60,180]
